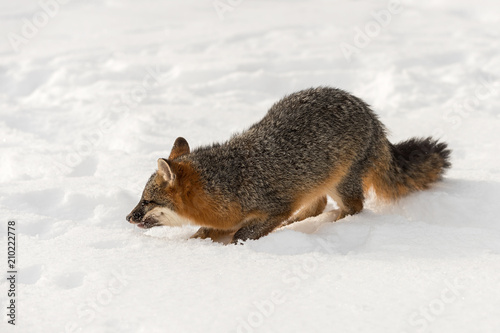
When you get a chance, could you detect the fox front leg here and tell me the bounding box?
[231,215,286,244]
[191,227,234,242]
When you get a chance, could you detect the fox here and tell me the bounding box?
[126,87,451,244]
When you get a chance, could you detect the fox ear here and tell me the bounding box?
[169,137,190,159]
[157,158,174,183]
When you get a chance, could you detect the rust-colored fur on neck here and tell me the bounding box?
[163,160,243,230]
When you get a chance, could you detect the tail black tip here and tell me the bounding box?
[392,137,451,175]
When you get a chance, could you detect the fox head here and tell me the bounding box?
[126,137,193,229]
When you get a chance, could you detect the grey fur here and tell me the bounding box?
[180,87,384,214]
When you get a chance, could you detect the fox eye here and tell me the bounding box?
[142,200,157,206]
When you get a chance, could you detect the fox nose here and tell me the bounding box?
[127,212,142,223]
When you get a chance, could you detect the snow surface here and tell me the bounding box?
[1,0,500,332]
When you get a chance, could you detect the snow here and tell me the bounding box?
[1,0,500,332]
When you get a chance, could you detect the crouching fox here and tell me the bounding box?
[126,87,451,244]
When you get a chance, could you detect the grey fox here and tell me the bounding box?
[126,87,451,244]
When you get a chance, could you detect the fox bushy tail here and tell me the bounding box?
[365,137,451,200]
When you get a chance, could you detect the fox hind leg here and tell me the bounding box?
[283,195,327,226]
[328,171,364,221]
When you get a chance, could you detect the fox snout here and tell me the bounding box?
[126,210,142,224]
[126,203,146,225]
[126,207,153,229]
[126,201,171,229]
